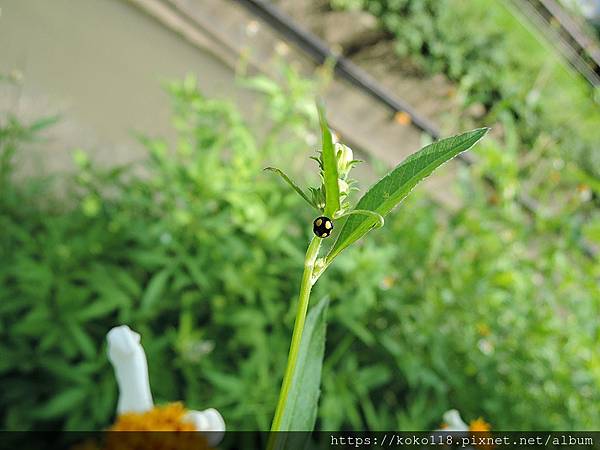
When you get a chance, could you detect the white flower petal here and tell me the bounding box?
[442,409,468,431]
[107,325,154,414]
[185,408,226,445]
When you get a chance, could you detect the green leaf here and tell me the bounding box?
[239,75,280,95]
[317,103,340,217]
[33,386,88,419]
[280,296,329,431]
[75,297,120,322]
[28,114,61,133]
[327,128,489,261]
[67,322,97,359]
[140,269,171,311]
[112,269,142,297]
[264,167,317,209]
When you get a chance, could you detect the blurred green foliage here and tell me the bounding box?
[331,0,600,178]
[0,71,318,431]
[1,65,599,434]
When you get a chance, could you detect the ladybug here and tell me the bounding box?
[313,216,333,238]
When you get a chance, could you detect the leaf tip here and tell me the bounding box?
[478,127,491,137]
[316,99,329,127]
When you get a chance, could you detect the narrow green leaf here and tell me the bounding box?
[33,386,88,419]
[327,128,489,261]
[140,269,170,311]
[67,322,97,359]
[112,269,142,297]
[129,250,170,270]
[280,296,329,431]
[43,359,89,384]
[75,297,120,322]
[317,103,340,217]
[28,114,61,133]
[239,75,280,95]
[264,167,317,209]
[183,257,209,289]
[94,374,117,424]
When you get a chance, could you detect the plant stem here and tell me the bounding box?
[270,236,322,432]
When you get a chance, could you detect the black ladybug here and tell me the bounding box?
[313,216,333,238]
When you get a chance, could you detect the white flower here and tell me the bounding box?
[107,325,225,444]
[440,409,468,432]
[107,325,153,414]
[433,409,469,447]
[435,409,491,450]
[185,409,226,445]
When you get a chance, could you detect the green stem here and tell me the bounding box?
[270,236,322,432]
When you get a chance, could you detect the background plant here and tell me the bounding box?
[1,65,599,435]
[331,0,600,185]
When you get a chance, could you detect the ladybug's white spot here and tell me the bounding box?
[325,221,332,229]
[315,218,323,227]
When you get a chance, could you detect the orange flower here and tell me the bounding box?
[111,403,197,432]
[470,417,493,450]
[469,417,491,433]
